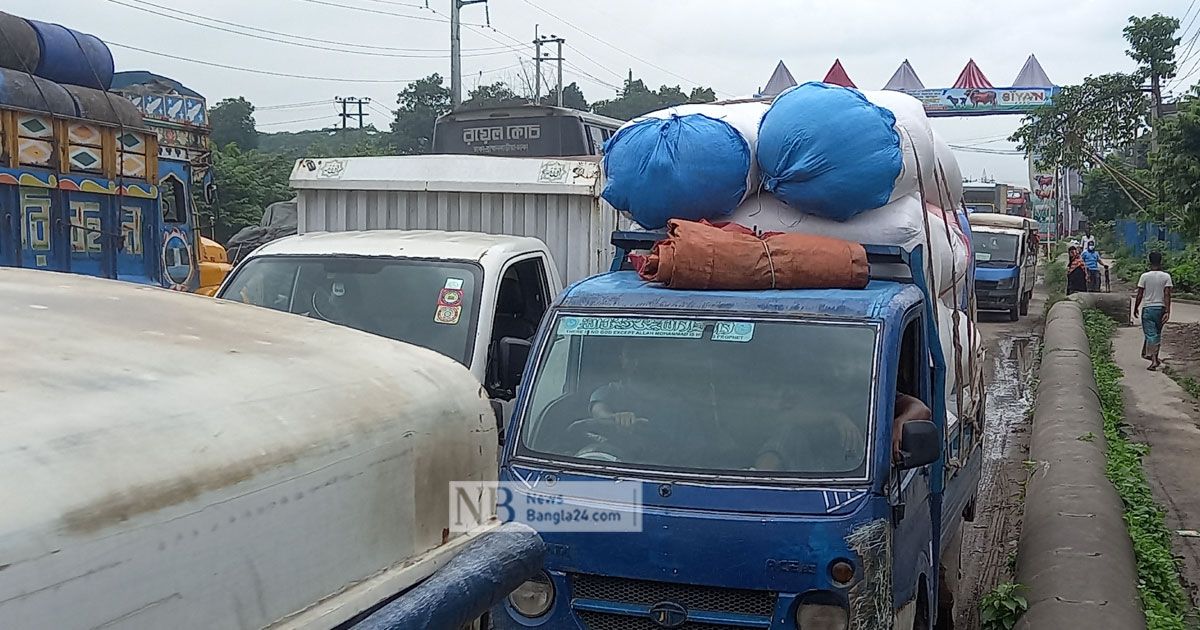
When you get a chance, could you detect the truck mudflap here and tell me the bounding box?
[351,523,544,630]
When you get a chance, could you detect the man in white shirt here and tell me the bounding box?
[1134,251,1173,370]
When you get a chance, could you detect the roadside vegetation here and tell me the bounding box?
[1111,242,1200,300]
[1042,250,1068,312]
[1084,310,1192,629]
[980,582,1028,630]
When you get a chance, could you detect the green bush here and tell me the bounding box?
[1113,244,1200,295]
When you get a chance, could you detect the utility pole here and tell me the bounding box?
[533,32,565,106]
[335,96,370,129]
[450,0,488,109]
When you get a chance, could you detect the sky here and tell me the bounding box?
[9,0,1196,186]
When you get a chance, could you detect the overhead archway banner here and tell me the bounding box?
[901,87,1058,117]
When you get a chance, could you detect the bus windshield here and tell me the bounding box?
[517,315,877,478]
[221,256,481,365]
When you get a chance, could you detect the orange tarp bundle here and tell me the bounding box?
[639,219,870,290]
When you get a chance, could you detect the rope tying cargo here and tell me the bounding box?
[761,239,778,289]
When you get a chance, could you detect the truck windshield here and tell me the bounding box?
[221,256,480,365]
[517,315,877,478]
[973,233,1019,266]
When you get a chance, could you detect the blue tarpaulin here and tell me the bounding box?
[602,113,751,229]
[757,82,903,222]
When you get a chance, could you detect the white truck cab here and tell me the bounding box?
[217,230,563,424]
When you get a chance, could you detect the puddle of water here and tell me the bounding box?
[982,334,1037,462]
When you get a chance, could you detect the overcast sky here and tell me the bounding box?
[10,0,1195,185]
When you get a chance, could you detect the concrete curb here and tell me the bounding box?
[1014,301,1146,629]
[1068,292,1132,325]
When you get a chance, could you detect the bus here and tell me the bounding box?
[432,105,623,157]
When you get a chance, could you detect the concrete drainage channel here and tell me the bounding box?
[1014,301,1145,628]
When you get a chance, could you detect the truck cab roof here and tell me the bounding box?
[557,271,924,321]
[243,229,549,264]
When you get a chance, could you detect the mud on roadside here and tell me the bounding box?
[955,325,1041,629]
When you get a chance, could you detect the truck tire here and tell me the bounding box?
[1019,292,1030,316]
[1008,303,1019,322]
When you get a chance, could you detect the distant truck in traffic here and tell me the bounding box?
[0,269,535,629]
[494,231,984,630]
[0,12,228,292]
[969,213,1039,321]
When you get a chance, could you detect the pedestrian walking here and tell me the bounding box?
[1134,251,1173,371]
[1066,246,1088,295]
[1081,242,1108,292]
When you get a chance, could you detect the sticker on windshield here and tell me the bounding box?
[438,288,464,307]
[435,305,462,325]
[444,278,464,290]
[712,321,755,342]
[557,316,704,338]
[975,252,992,261]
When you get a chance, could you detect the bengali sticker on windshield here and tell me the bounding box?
[711,321,755,342]
[557,316,704,338]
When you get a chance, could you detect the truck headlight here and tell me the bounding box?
[996,277,1016,290]
[795,603,848,629]
[508,572,554,618]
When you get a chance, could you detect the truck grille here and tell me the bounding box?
[571,573,776,616]
[578,611,751,630]
[975,280,999,290]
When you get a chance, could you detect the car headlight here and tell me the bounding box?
[508,572,554,618]
[996,277,1016,289]
[795,602,849,629]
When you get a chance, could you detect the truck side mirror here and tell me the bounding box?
[897,420,941,470]
[497,337,532,396]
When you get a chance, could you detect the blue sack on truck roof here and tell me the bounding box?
[757,82,904,222]
[602,103,765,230]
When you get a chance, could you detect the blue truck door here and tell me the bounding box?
[891,310,937,622]
[65,191,114,279]
[18,186,65,272]
[115,196,160,284]
[157,165,198,291]
[0,186,18,266]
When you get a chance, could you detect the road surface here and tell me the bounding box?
[955,289,1045,629]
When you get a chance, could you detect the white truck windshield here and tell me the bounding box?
[517,315,877,478]
[222,256,480,365]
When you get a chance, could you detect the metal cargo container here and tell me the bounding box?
[289,154,622,286]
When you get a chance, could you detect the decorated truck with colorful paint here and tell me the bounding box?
[0,13,225,292]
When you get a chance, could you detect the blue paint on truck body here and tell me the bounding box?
[495,237,982,629]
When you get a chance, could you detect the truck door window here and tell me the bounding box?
[492,258,549,345]
[161,175,187,224]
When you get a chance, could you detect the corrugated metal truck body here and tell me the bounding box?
[290,155,621,286]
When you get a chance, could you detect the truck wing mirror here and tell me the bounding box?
[497,337,532,396]
[897,420,941,470]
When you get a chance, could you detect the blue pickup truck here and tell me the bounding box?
[492,232,983,630]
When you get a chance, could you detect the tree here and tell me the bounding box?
[391,73,451,154]
[1075,156,1152,223]
[1124,13,1181,118]
[540,82,589,111]
[1010,73,1148,170]
[1153,91,1200,235]
[688,86,717,103]
[205,144,294,238]
[461,81,526,110]
[592,74,720,120]
[209,97,258,149]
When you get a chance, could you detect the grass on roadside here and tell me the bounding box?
[1083,310,1192,630]
[1043,256,1067,313]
